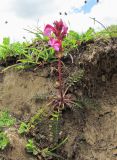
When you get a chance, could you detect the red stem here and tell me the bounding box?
[58,57,63,104]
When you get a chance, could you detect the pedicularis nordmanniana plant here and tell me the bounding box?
[44,19,76,109]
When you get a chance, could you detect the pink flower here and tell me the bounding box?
[49,38,61,51]
[44,19,68,40]
[44,19,68,52]
[44,24,55,37]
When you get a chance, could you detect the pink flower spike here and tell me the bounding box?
[63,22,68,34]
[44,24,55,36]
[49,38,61,51]
[53,19,68,40]
[61,22,68,39]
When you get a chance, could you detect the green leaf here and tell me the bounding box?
[0,111,16,129]
[18,122,28,134]
[26,139,38,155]
[0,132,9,150]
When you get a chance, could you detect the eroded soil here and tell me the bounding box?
[0,68,55,120]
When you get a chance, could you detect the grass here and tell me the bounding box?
[0,24,116,71]
[95,25,117,39]
[0,37,27,61]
